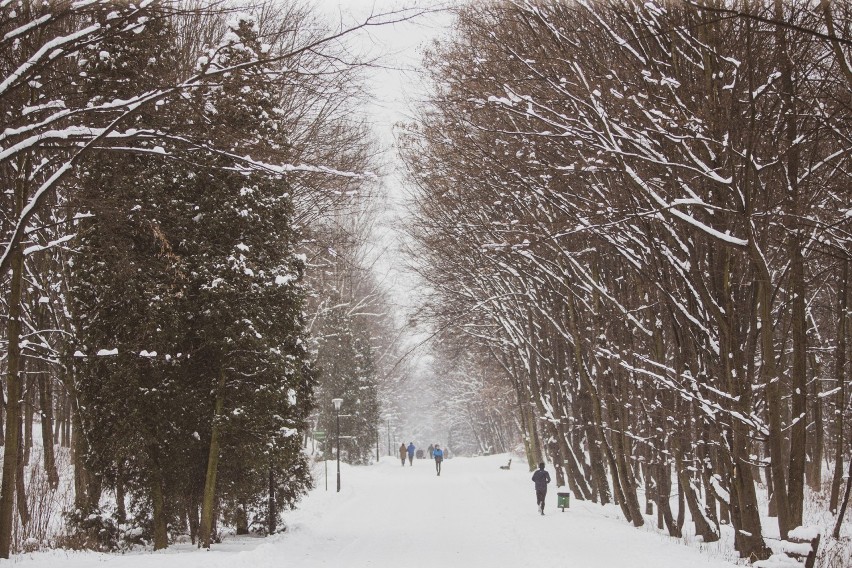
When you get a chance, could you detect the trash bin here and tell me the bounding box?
[557,492,571,511]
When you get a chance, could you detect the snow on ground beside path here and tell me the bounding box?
[12,454,742,568]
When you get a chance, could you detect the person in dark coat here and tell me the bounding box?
[428,444,435,459]
[407,442,416,465]
[532,462,551,515]
[399,443,407,467]
[433,444,444,476]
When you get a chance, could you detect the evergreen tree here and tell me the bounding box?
[71,14,315,549]
[314,301,379,465]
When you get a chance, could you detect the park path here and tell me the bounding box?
[15,454,741,568]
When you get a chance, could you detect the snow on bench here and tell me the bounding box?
[755,527,821,568]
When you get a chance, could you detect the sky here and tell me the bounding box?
[311,1,456,397]
[313,0,454,298]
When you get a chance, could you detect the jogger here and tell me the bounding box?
[433,444,444,476]
[531,463,551,515]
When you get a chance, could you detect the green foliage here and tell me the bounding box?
[69,11,315,544]
[59,508,120,552]
[314,301,380,465]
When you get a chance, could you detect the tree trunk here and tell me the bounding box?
[605,365,644,527]
[70,392,89,511]
[150,458,168,550]
[787,238,807,530]
[53,386,62,447]
[760,274,791,538]
[656,460,679,537]
[806,350,823,492]
[772,0,806,530]
[15,414,29,528]
[115,463,126,524]
[23,377,33,467]
[833,455,852,539]
[0,217,25,558]
[674,440,718,543]
[38,373,59,489]
[0,388,5,447]
[268,466,276,534]
[730,421,769,558]
[63,392,71,448]
[567,294,614,506]
[199,366,226,549]
[188,493,200,545]
[830,260,848,512]
[235,501,248,535]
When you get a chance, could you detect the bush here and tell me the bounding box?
[58,508,120,551]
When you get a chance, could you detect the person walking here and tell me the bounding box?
[433,444,444,476]
[399,443,407,467]
[407,442,416,465]
[427,444,435,459]
[532,462,551,515]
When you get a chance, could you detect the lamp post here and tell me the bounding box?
[332,398,343,492]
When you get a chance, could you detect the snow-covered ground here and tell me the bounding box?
[12,453,743,568]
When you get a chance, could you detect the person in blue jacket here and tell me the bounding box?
[532,463,551,515]
[433,444,444,476]
[407,442,415,465]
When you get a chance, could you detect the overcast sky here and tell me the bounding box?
[313,1,455,308]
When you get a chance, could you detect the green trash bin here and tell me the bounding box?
[557,492,571,511]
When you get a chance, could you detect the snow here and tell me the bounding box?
[13,454,740,568]
[788,526,820,541]
[754,554,803,568]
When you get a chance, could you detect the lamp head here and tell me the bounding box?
[332,398,343,410]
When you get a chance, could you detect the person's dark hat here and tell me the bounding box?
[538,462,545,469]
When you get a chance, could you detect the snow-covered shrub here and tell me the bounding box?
[58,508,120,551]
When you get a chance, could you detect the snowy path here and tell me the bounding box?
[16,454,740,568]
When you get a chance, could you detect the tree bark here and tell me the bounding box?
[778,5,806,525]
[187,492,200,545]
[673,437,718,543]
[830,260,848,512]
[69,385,92,511]
[656,461,679,537]
[806,350,823,492]
[567,294,615,506]
[23,377,34,467]
[833,455,852,539]
[38,373,59,490]
[268,466,276,535]
[15,414,29,528]
[199,366,226,548]
[0,188,25,558]
[759,273,791,538]
[115,463,127,524]
[150,456,168,550]
[235,501,248,535]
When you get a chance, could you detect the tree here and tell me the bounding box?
[404,1,852,559]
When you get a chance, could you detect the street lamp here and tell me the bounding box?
[332,398,343,492]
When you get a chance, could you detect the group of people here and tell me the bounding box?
[395,443,553,512]
[398,442,445,475]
